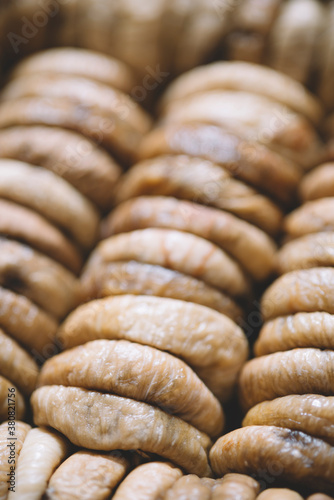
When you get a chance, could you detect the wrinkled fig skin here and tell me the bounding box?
[261,268,334,321]
[139,123,302,205]
[0,96,149,166]
[0,199,82,274]
[239,348,334,411]
[0,328,38,396]
[0,421,31,500]
[276,233,334,274]
[162,91,321,170]
[210,426,334,493]
[38,339,224,437]
[103,196,276,281]
[10,48,135,93]
[0,160,99,250]
[300,163,334,201]
[160,61,322,124]
[164,474,212,499]
[57,295,248,401]
[257,489,303,500]
[243,395,334,445]
[8,427,68,500]
[82,261,243,324]
[85,228,251,298]
[112,462,183,500]
[0,239,81,320]
[0,126,122,211]
[255,312,334,356]
[113,155,284,236]
[284,198,334,240]
[46,451,129,500]
[0,376,25,422]
[31,385,212,477]
[0,287,58,356]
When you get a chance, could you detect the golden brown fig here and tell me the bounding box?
[243,395,334,445]
[85,228,251,298]
[276,232,334,274]
[0,160,99,249]
[57,295,248,401]
[164,474,212,499]
[261,268,334,321]
[285,198,334,240]
[0,126,121,211]
[103,196,276,281]
[162,91,321,169]
[46,450,129,500]
[112,155,283,236]
[239,348,334,411]
[0,328,38,396]
[160,61,322,123]
[300,163,334,201]
[82,261,243,323]
[210,426,334,493]
[255,312,334,356]
[211,473,260,500]
[10,47,135,92]
[0,239,81,320]
[38,339,224,437]
[139,123,302,204]
[0,199,82,274]
[112,462,183,500]
[256,489,303,500]
[31,385,212,477]
[0,287,58,357]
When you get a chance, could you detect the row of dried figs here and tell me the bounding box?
[0,47,333,497]
[1,0,334,111]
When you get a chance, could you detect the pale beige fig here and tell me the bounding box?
[160,61,322,123]
[0,96,148,165]
[0,376,25,422]
[239,348,334,411]
[31,385,212,477]
[261,268,334,321]
[112,155,283,236]
[0,160,99,249]
[268,0,325,84]
[307,495,334,500]
[8,427,69,500]
[285,198,334,240]
[300,163,334,202]
[164,474,212,499]
[162,91,321,169]
[257,489,303,500]
[255,312,334,356]
[85,228,251,298]
[112,462,183,500]
[243,395,334,445]
[0,126,121,211]
[46,450,129,500]
[0,328,38,396]
[10,47,135,92]
[82,261,243,323]
[103,196,276,281]
[139,123,302,205]
[57,295,248,401]
[0,421,31,500]
[0,287,58,356]
[0,199,82,274]
[38,339,224,437]
[277,232,334,274]
[211,473,260,500]
[0,239,81,319]
[210,426,334,492]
